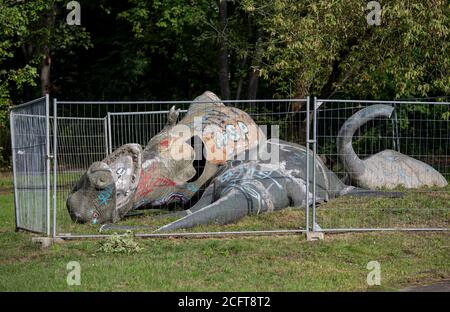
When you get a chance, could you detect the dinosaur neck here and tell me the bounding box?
[337,104,394,177]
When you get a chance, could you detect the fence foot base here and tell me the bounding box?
[306,231,324,241]
[32,237,64,248]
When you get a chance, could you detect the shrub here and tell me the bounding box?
[98,231,143,254]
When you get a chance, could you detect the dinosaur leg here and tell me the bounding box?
[154,184,216,220]
[285,180,309,207]
[100,186,217,232]
[155,189,250,232]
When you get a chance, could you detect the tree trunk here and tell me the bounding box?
[247,68,259,100]
[218,0,230,100]
[22,43,34,100]
[247,29,263,110]
[289,80,308,146]
[40,46,51,95]
[39,5,57,96]
[235,55,247,100]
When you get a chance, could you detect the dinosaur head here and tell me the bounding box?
[67,144,142,224]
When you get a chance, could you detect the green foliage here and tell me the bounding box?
[0,0,91,100]
[110,0,219,98]
[0,0,91,164]
[242,0,449,99]
[0,1,38,114]
[442,111,450,121]
[1,0,449,166]
[98,231,143,254]
[3,0,448,102]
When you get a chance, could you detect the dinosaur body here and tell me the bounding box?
[337,104,448,189]
[156,139,354,232]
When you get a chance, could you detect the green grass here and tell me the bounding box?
[316,186,450,229]
[53,186,450,235]
[0,177,449,291]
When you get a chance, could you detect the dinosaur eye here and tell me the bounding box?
[90,169,113,190]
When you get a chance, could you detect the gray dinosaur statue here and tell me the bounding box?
[67,91,356,230]
[68,93,444,232]
[337,104,448,189]
[67,91,265,225]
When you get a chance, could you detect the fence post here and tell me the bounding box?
[45,94,51,237]
[305,96,310,235]
[52,98,58,238]
[104,117,109,156]
[306,97,324,240]
[9,111,20,232]
[312,96,317,231]
[107,112,112,154]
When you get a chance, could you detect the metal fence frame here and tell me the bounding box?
[9,95,51,235]
[51,97,310,239]
[311,97,450,233]
[9,96,449,238]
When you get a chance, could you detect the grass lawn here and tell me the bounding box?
[0,174,449,291]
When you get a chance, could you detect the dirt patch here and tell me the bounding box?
[0,187,12,195]
[0,171,12,178]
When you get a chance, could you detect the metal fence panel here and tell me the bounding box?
[53,115,109,236]
[52,99,309,237]
[313,98,450,231]
[10,96,50,234]
[11,96,449,237]
[108,110,188,153]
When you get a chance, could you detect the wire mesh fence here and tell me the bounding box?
[9,95,50,234]
[107,110,187,153]
[9,96,449,238]
[313,99,450,231]
[52,99,309,237]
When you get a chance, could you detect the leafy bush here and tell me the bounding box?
[98,231,143,254]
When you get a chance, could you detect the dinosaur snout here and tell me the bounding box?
[67,161,118,224]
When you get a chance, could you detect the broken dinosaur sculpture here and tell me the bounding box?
[67,91,356,230]
[337,104,448,189]
[67,91,265,225]
[67,94,447,231]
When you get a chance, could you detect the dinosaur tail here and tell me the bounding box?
[155,189,250,232]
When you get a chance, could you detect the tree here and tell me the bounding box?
[242,0,449,99]
[1,0,91,100]
[0,0,91,165]
[218,0,230,100]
